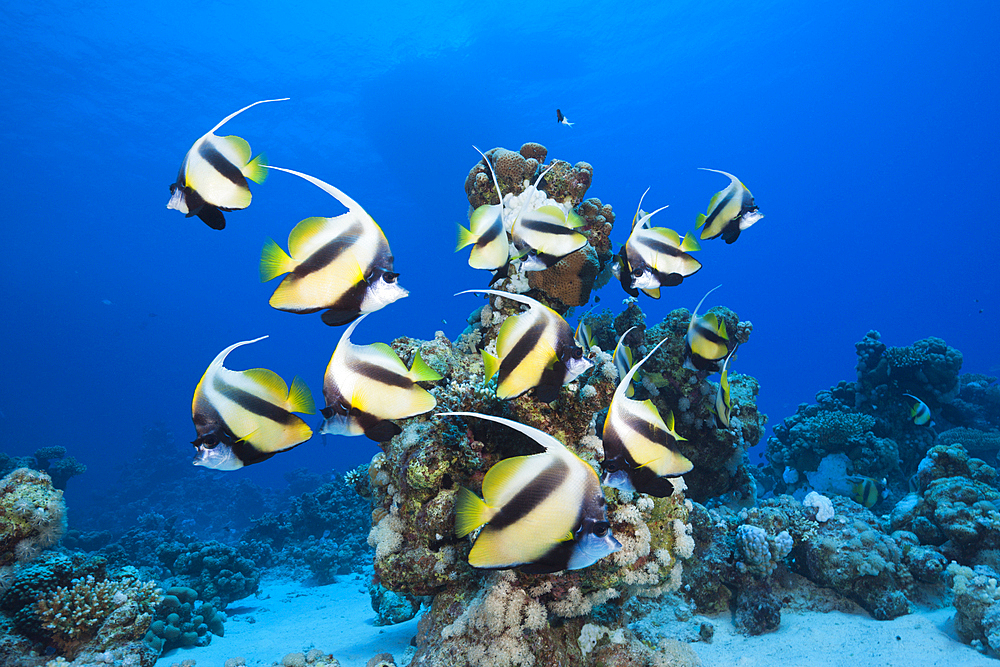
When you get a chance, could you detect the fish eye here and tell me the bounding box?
[384,271,399,283]
[593,521,610,538]
[572,347,583,359]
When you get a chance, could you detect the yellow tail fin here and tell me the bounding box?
[260,238,294,282]
[456,224,477,251]
[454,486,489,537]
[245,152,268,184]
[408,351,443,382]
[482,350,500,384]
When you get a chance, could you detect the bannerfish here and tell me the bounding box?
[685,285,731,371]
[440,411,620,573]
[613,189,701,298]
[320,313,441,442]
[574,318,595,355]
[847,475,879,508]
[167,98,288,230]
[903,393,933,426]
[260,166,408,326]
[556,109,574,127]
[695,168,763,244]
[713,345,738,428]
[601,332,692,496]
[511,204,588,271]
[611,332,636,398]
[458,289,592,402]
[457,146,510,272]
[191,335,315,470]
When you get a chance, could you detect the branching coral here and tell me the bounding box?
[35,573,161,651]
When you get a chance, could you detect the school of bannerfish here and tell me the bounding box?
[168,98,766,572]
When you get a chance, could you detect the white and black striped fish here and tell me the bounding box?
[260,166,408,327]
[696,168,763,244]
[321,314,441,442]
[685,285,731,371]
[714,345,738,428]
[456,146,510,272]
[191,335,315,470]
[167,98,288,230]
[614,189,701,297]
[459,289,592,402]
[511,204,587,271]
[903,393,933,427]
[440,412,620,573]
[601,332,692,496]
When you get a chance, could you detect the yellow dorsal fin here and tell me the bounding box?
[219,135,252,165]
[287,216,333,258]
[241,368,289,403]
[481,455,535,502]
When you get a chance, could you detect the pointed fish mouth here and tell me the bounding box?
[167,186,188,213]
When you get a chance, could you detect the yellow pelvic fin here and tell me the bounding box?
[408,351,443,382]
[482,350,500,384]
[244,152,268,184]
[454,486,489,537]
[287,376,316,415]
[260,238,295,282]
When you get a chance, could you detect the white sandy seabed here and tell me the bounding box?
[155,574,997,667]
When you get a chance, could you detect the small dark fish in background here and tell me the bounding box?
[556,109,574,127]
[167,98,288,230]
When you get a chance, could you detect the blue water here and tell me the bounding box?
[1,0,997,507]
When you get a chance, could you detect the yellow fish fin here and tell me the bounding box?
[481,350,499,385]
[454,486,490,538]
[286,376,316,415]
[407,351,443,382]
[260,238,295,282]
[241,368,289,403]
[243,152,268,184]
[287,216,333,258]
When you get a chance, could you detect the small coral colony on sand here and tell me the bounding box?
[169,97,775,573]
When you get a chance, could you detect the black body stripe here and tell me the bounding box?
[638,237,685,257]
[353,359,412,389]
[477,222,503,247]
[703,188,737,228]
[489,458,569,530]
[294,222,365,277]
[213,376,298,425]
[499,319,547,382]
[694,321,727,345]
[198,142,248,187]
[231,440,279,466]
[521,219,580,236]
